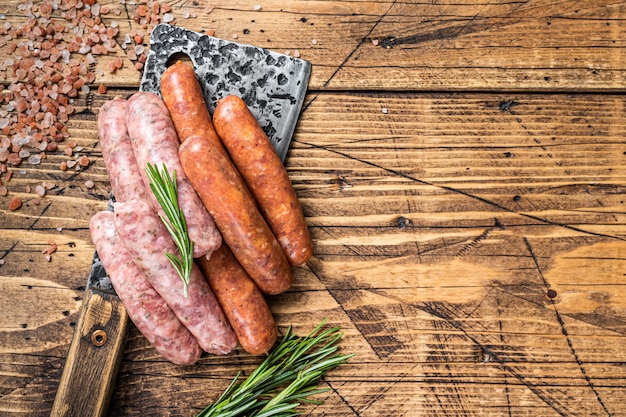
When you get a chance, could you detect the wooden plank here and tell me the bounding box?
[0,1,624,92]
[1,91,625,416]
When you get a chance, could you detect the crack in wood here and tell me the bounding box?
[296,138,626,243]
[523,237,612,417]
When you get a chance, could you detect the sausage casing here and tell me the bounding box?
[213,95,313,266]
[160,61,222,147]
[97,97,150,203]
[113,198,237,354]
[90,211,202,365]
[197,244,277,355]
[126,91,221,259]
[160,61,256,203]
[179,135,293,295]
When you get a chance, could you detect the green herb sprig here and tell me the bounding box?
[197,319,354,417]
[145,162,193,297]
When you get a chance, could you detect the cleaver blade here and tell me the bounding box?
[140,23,311,162]
[51,23,311,417]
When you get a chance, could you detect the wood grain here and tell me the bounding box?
[0,0,624,91]
[50,288,130,417]
[2,90,626,416]
[1,1,625,416]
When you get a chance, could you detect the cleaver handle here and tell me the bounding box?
[51,287,130,417]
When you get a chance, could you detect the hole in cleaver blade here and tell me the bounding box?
[139,23,312,162]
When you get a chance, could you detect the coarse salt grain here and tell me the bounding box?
[28,154,42,164]
[8,196,21,210]
[1,0,175,167]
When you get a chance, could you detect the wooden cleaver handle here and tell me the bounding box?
[51,287,130,417]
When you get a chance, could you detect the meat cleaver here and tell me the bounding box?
[50,23,310,417]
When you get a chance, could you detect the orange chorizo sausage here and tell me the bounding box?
[160,60,222,147]
[160,61,255,202]
[213,95,313,266]
[179,135,293,295]
[197,244,277,355]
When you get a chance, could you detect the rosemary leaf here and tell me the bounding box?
[145,162,193,297]
[196,319,354,417]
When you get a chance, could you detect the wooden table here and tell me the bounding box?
[1,1,625,416]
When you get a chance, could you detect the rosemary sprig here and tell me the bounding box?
[145,162,193,297]
[197,319,354,417]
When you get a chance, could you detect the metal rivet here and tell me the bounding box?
[91,329,107,347]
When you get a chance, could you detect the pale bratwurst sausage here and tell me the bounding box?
[90,211,202,365]
[113,198,237,355]
[125,91,221,259]
[97,97,150,203]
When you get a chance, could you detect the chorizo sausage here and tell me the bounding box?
[160,60,222,147]
[213,95,313,266]
[160,61,256,203]
[197,244,277,355]
[113,198,237,355]
[90,211,202,365]
[179,135,293,295]
[126,91,221,259]
[97,97,150,203]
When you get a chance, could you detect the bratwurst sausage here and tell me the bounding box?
[126,91,221,259]
[90,211,202,365]
[213,95,312,266]
[197,244,278,355]
[113,198,237,354]
[97,97,150,203]
[179,135,293,295]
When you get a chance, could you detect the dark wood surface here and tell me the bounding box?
[1,1,625,416]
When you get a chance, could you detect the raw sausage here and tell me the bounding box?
[97,97,150,203]
[213,95,312,266]
[126,91,221,259]
[160,61,256,202]
[197,244,277,355]
[179,135,293,295]
[90,211,202,365]
[113,198,237,355]
[160,60,222,147]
